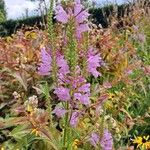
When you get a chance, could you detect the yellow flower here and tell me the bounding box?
[133,135,150,150]
[26,104,34,115]
[31,128,39,136]
[108,93,115,100]
[72,139,80,150]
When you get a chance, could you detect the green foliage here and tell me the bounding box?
[0,10,5,23]
[0,16,43,36]
[0,0,150,149]
[0,4,128,37]
[0,0,6,23]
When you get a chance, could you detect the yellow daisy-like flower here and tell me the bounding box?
[133,135,150,150]
[72,139,80,150]
[108,93,115,100]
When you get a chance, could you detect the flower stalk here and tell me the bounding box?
[48,0,58,85]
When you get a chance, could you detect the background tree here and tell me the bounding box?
[0,0,7,23]
[26,0,48,25]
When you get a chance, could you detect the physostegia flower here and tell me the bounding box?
[87,47,103,78]
[38,48,52,75]
[89,132,100,147]
[55,0,90,39]
[53,106,67,118]
[100,129,113,150]
[89,130,113,150]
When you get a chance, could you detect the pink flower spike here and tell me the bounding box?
[55,5,69,23]
[87,50,102,78]
[100,129,113,150]
[57,55,70,75]
[38,48,52,75]
[76,24,90,38]
[53,106,66,118]
[75,10,90,24]
[74,1,83,16]
[70,112,79,127]
[89,132,100,147]
[74,93,90,105]
[78,83,90,93]
[54,87,70,101]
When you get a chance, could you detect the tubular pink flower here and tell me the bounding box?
[100,129,113,150]
[53,106,66,118]
[38,48,52,75]
[70,111,79,127]
[55,1,90,39]
[54,87,70,101]
[89,132,100,147]
[70,70,91,106]
[74,93,90,105]
[57,55,70,76]
[75,10,89,24]
[55,5,69,23]
[74,0,83,16]
[78,83,90,93]
[87,48,103,78]
[76,24,90,39]
[89,130,113,149]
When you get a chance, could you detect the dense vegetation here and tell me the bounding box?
[0,4,128,37]
[0,0,6,23]
[0,0,150,150]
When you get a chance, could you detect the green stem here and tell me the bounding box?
[48,0,58,86]
[63,102,69,149]
[46,0,56,128]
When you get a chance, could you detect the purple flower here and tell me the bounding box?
[74,1,90,38]
[38,48,52,75]
[71,73,91,105]
[87,48,102,78]
[55,1,90,39]
[70,112,79,127]
[74,0,83,16]
[100,129,113,150]
[74,93,90,105]
[54,87,70,101]
[53,106,66,118]
[89,132,100,147]
[76,24,90,39]
[57,55,70,76]
[78,83,90,93]
[55,5,69,23]
[75,10,89,24]
[72,75,85,89]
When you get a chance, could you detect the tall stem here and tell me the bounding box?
[48,0,58,86]
[46,0,56,127]
[63,102,69,149]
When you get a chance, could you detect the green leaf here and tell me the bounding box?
[9,125,30,140]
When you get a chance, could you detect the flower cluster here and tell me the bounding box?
[132,135,150,149]
[38,48,102,128]
[55,0,90,39]
[38,0,112,149]
[89,129,113,150]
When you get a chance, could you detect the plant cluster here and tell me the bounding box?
[0,0,150,150]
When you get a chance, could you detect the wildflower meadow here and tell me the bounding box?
[0,0,150,150]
